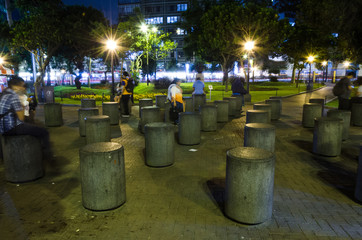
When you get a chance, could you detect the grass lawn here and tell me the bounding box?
[54,81,324,105]
[326,99,338,108]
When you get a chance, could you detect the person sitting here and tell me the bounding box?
[167,79,184,124]
[350,76,362,107]
[192,77,205,95]
[231,76,247,106]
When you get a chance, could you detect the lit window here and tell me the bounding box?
[167,16,179,24]
[145,17,163,24]
[176,28,185,35]
[177,4,187,11]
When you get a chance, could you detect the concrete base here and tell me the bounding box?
[193,94,206,111]
[214,100,229,123]
[81,99,96,108]
[139,106,162,133]
[309,98,325,116]
[80,142,126,211]
[225,147,275,224]
[2,135,43,183]
[200,105,217,132]
[78,108,99,137]
[313,117,343,156]
[351,103,362,126]
[183,97,193,112]
[253,104,272,122]
[44,103,63,127]
[155,95,167,109]
[145,122,175,167]
[223,97,238,117]
[244,123,276,152]
[178,112,201,145]
[244,93,251,103]
[85,115,111,144]
[327,109,351,140]
[265,99,281,120]
[139,98,153,118]
[246,110,270,124]
[302,103,322,128]
[102,102,119,125]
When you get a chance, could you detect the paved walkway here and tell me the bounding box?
[1,86,362,240]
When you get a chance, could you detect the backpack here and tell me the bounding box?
[332,80,345,96]
[0,91,14,120]
[125,78,136,93]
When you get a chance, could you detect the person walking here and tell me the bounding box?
[333,72,354,110]
[119,71,132,117]
[167,79,184,124]
[231,76,247,106]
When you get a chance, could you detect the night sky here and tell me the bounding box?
[62,0,118,24]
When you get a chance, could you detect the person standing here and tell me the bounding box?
[119,71,132,117]
[231,76,247,106]
[335,72,354,110]
[167,79,184,124]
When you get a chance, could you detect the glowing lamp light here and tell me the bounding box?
[140,24,148,33]
[106,39,117,51]
[0,57,4,65]
[244,41,255,51]
[322,61,327,66]
[152,27,158,33]
[307,56,315,63]
[343,61,350,68]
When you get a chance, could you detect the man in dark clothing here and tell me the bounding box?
[337,72,354,110]
[231,77,247,106]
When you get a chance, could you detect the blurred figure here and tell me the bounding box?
[167,79,184,124]
[231,76,247,106]
[192,77,205,95]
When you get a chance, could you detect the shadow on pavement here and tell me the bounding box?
[205,178,225,213]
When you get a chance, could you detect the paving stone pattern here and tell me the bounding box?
[1,85,362,240]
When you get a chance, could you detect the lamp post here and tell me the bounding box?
[321,61,327,82]
[141,24,157,86]
[307,55,315,91]
[244,41,255,92]
[106,39,117,101]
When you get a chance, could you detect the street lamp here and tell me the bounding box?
[106,39,118,101]
[141,24,157,86]
[0,57,4,65]
[322,61,328,82]
[244,41,255,92]
[307,55,315,91]
[343,61,350,75]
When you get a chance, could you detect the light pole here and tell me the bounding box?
[141,24,157,86]
[106,39,117,101]
[244,41,254,92]
[307,55,315,91]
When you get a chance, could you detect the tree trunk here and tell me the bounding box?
[222,67,229,92]
[291,64,296,84]
[296,70,301,88]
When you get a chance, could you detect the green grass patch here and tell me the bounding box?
[326,99,338,108]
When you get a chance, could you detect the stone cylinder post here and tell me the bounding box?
[355,144,362,202]
[155,95,167,109]
[44,103,63,127]
[139,98,153,118]
[164,102,172,123]
[351,103,362,126]
[79,142,126,211]
[193,94,206,111]
[223,97,238,117]
[302,103,322,128]
[327,109,351,140]
[253,104,272,123]
[246,110,269,124]
[81,98,96,108]
[200,105,217,132]
[145,122,175,167]
[214,100,229,123]
[1,135,43,183]
[178,112,201,145]
[78,108,99,137]
[265,99,281,120]
[232,95,243,117]
[85,115,111,144]
[269,96,282,115]
[139,106,162,133]
[183,96,193,112]
[102,102,119,125]
[313,117,343,156]
[244,123,276,152]
[309,98,325,116]
[225,147,275,224]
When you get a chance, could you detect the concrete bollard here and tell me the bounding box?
[225,147,275,224]
[355,144,362,202]
[79,142,126,211]
[200,105,217,132]
[193,94,206,111]
[351,103,362,126]
[327,109,351,140]
[232,95,243,116]
[302,103,322,128]
[309,98,325,116]
[139,98,153,118]
[253,104,272,123]
[145,122,175,167]
[44,103,63,127]
[102,102,119,125]
[81,98,96,108]
[85,115,111,144]
[178,112,201,145]
[269,96,282,115]
[313,117,343,156]
[78,108,99,137]
[223,97,238,117]
[244,123,276,152]
[183,96,193,112]
[1,135,43,183]
[244,93,251,103]
[155,95,167,109]
[164,102,172,123]
[214,100,229,123]
[246,110,270,124]
[139,106,162,133]
[265,99,281,120]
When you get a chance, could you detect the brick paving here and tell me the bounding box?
[1,85,362,240]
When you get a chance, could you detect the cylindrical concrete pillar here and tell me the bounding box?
[85,115,111,144]
[139,106,162,133]
[145,122,175,167]
[81,99,96,108]
[78,108,99,137]
[244,123,276,152]
[193,94,206,111]
[232,95,243,116]
[139,98,153,118]
[164,102,172,123]
[178,112,201,145]
[200,105,217,132]
[214,100,229,123]
[246,110,269,124]
[155,95,167,109]
[44,103,63,127]
[313,117,343,156]
[223,97,238,117]
[269,96,282,115]
[327,109,351,140]
[225,147,275,224]
[183,96,193,112]
[79,142,126,211]
[302,103,322,128]
[355,144,362,202]
[265,99,281,120]
[351,103,362,126]
[309,98,325,116]
[253,104,272,122]
[102,102,119,125]
[1,135,43,183]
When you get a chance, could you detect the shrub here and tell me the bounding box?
[133,93,166,101]
[270,76,278,82]
[153,77,172,89]
[70,94,110,101]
